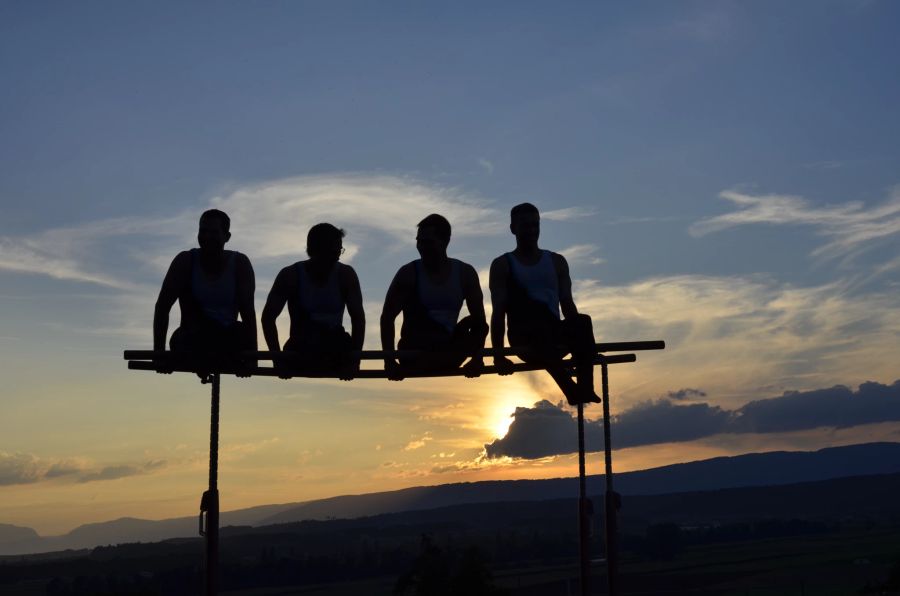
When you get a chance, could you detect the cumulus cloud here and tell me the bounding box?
[484,380,900,459]
[0,452,166,485]
[690,187,900,260]
[482,400,577,460]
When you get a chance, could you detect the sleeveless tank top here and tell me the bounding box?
[297,262,345,329]
[506,250,560,320]
[415,258,464,333]
[191,249,238,326]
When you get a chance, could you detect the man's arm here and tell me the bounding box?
[153,252,190,351]
[488,256,514,375]
[380,264,412,381]
[553,253,578,320]
[261,267,290,353]
[342,265,366,350]
[461,263,487,376]
[235,253,258,353]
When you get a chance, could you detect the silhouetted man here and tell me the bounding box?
[381,214,488,379]
[262,223,365,380]
[489,202,600,404]
[154,209,257,375]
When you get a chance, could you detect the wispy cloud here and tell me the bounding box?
[211,174,500,260]
[0,174,501,290]
[404,432,433,451]
[667,388,707,401]
[575,274,900,400]
[541,206,597,221]
[666,4,734,43]
[803,160,844,170]
[478,158,495,174]
[0,452,167,486]
[0,238,137,290]
[560,244,605,265]
[690,187,900,259]
[0,174,503,342]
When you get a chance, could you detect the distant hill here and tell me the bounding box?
[0,524,41,555]
[259,441,900,524]
[4,442,900,556]
[253,471,900,536]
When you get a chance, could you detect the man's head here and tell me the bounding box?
[307,223,346,262]
[416,213,451,262]
[510,202,540,248]
[198,209,231,253]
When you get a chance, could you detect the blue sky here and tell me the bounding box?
[1,1,899,535]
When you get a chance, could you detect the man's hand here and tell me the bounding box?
[339,356,360,381]
[273,353,293,380]
[462,356,484,378]
[494,355,515,376]
[153,353,173,375]
[385,359,404,381]
[236,356,256,379]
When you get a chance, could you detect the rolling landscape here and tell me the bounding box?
[3,443,900,594]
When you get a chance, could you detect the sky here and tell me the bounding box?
[1,1,899,536]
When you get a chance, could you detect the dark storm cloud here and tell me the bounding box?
[484,380,900,459]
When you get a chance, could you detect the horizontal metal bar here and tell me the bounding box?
[126,353,637,378]
[123,341,663,362]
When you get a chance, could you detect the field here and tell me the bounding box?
[217,526,900,596]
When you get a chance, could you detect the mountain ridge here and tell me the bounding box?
[3,441,899,555]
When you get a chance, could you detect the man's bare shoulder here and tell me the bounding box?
[394,261,416,281]
[338,262,360,282]
[232,251,254,269]
[167,250,193,273]
[455,259,478,274]
[489,253,510,272]
[549,251,570,269]
[457,260,482,286]
[272,263,300,288]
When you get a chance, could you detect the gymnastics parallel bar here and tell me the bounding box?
[122,340,664,362]
[125,353,637,378]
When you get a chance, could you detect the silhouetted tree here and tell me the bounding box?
[394,535,506,596]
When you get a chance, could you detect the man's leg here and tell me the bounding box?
[450,315,489,368]
[283,330,337,375]
[561,313,600,403]
[399,317,455,373]
[509,324,584,405]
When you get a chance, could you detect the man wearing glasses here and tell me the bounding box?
[262,223,365,380]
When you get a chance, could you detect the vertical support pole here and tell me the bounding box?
[577,402,589,596]
[199,373,220,596]
[600,361,618,596]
